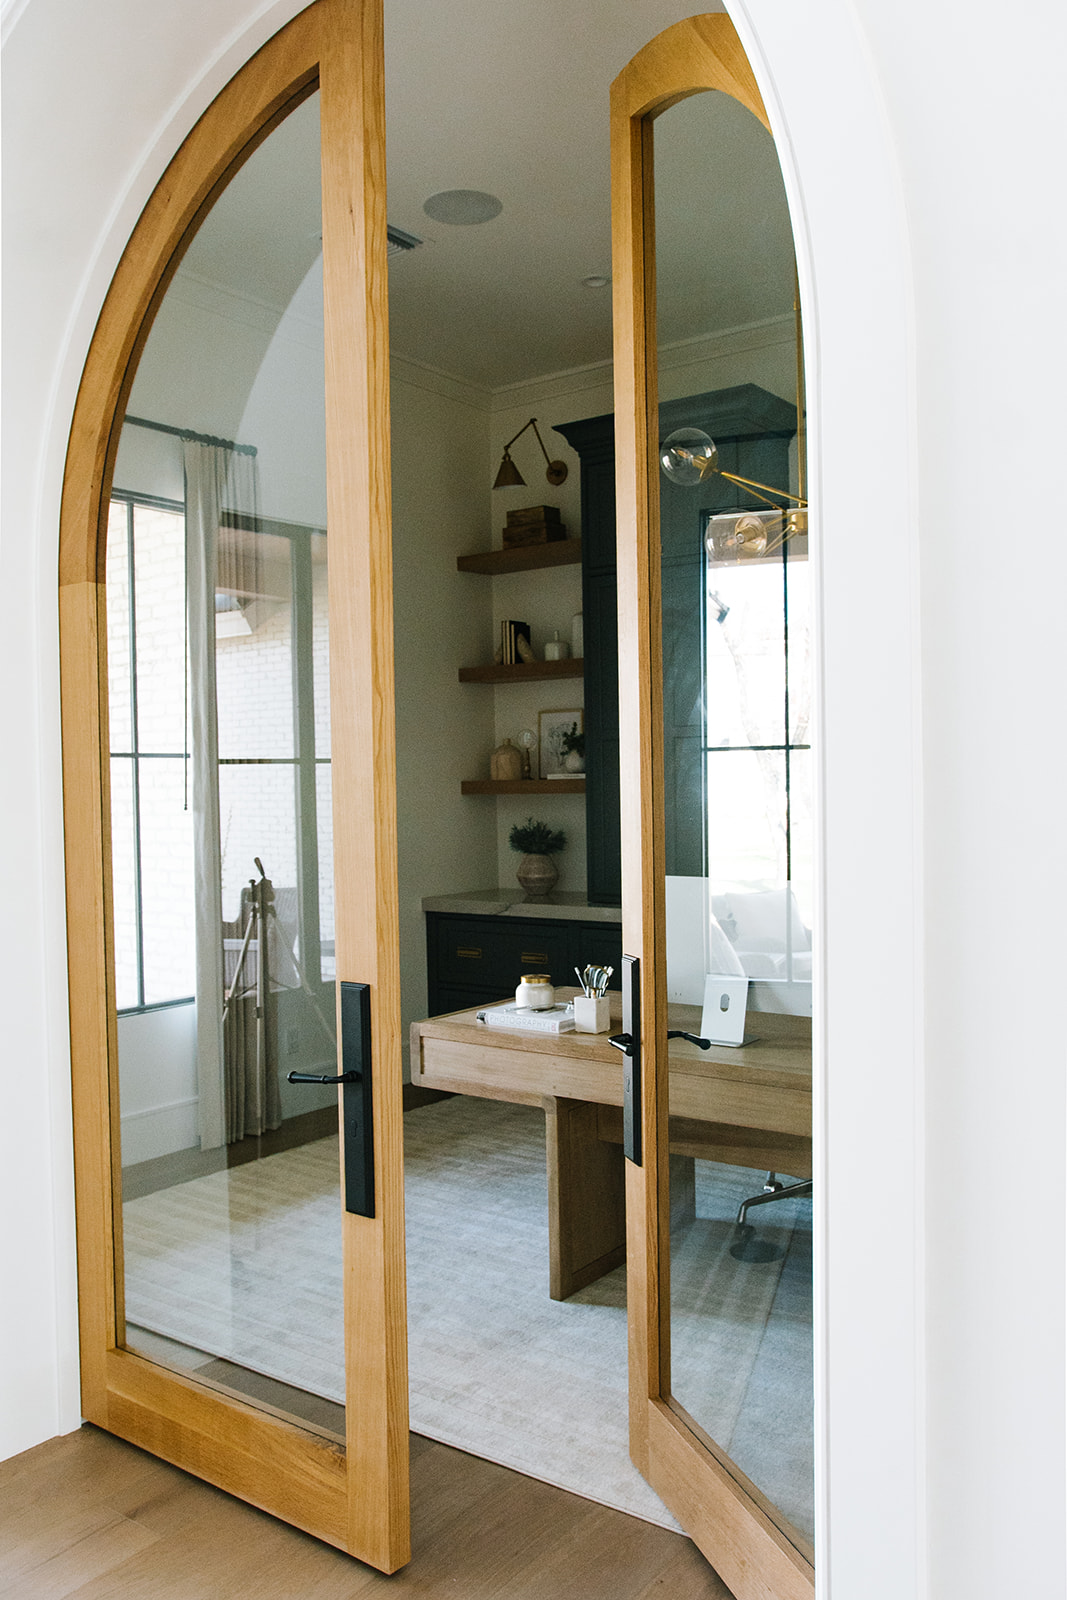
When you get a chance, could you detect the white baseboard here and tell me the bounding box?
[120,1096,199,1166]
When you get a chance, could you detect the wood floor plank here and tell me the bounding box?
[632,1543,738,1599]
[507,1500,704,1600]
[0,1427,733,1598]
[0,1503,127,1579]
[0,1515,159,1600]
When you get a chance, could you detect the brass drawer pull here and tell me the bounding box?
[456,947,482,960]
[521,952,549,965]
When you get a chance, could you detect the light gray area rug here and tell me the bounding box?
[123,1096,811,1535]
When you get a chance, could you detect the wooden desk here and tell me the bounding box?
[411,990,811,1300]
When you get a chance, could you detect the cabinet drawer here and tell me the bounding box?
[435,918,511,987]
[569,924,623,982]
[492,923,571,988]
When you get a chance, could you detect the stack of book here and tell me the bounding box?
[477,1001,576,1033]
[500,619,531,664]
[502,504,567,547]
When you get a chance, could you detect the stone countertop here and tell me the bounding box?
[422,889,622,924]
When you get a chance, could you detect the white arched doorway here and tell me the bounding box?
[22,1,926,1593]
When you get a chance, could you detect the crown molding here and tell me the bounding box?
[487,313,795,415]
[138,274,795,419]
[387,352,492,413]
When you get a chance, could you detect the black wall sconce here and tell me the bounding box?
[493,417,568,489]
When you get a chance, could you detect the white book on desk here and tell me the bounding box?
[477,1002,575,1034]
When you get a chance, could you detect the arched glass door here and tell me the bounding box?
[612,18,815,1599]
[60,0,409,1568]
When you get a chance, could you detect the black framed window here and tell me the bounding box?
[703,519,812,989]
[106,493,333,1015]
[106,493,195,1012]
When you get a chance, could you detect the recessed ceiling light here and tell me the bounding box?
[423,190,503,226]
[581,274,611,289]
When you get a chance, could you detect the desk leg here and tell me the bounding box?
[544,1097,626,1301]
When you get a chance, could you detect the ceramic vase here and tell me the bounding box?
[516,853,558,898]
[490,737,523,781]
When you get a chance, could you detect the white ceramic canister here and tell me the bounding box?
[515,974,555,1009]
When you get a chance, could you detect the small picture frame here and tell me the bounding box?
[538,708,583,779]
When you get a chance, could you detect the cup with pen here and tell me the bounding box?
[572,964,613,1033]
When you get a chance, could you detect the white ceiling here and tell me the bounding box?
[176,0,796,393]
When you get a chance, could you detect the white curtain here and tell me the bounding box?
[184,439,261,1149]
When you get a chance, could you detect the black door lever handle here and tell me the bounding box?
[287,1070,359,1085]
[608,1032,633,1055]
[667,1030,712,1050]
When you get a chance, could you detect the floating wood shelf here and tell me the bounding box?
[456,538,582,576]
[461,779,587,795]
[459,658,584,685]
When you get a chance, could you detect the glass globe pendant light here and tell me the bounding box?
[659,427,719,486]
[660,426,808,563]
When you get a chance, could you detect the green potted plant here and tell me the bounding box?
[508,816,566,898]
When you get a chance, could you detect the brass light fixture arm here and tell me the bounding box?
[717,468,808,510]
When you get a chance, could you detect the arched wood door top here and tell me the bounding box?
[611,14,769,130]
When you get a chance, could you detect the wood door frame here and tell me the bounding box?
[612,16,815,1600]
[58,0,410,1570]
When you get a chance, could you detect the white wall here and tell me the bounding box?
[389,358,495,1066]
[117,1004,199,1165]
[838,4,1067,1594]
[3,4,1065,1598]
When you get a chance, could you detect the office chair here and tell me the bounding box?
[737,1172,812,1226]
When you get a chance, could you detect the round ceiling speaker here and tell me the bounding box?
[423,190,503,225]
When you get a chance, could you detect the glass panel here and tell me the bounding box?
[109,757,139,1011]
[105,502,133,753]
[132,504,187,754]
[311,530,333,983]
[704,560,787,748]
[315,762,335,983]
[655,89,813,1544]
[786,553,812,747]
[706,748,787,895]
[138,757,195,1004]
[107,92,341,1436]
[788,748,814,937]
[218,763,299,924]
[311,531,331,759]
[215,530,294,761]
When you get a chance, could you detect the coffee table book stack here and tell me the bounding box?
[476,1001,576,1033]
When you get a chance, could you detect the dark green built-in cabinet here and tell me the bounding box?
[554,384,797,902]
